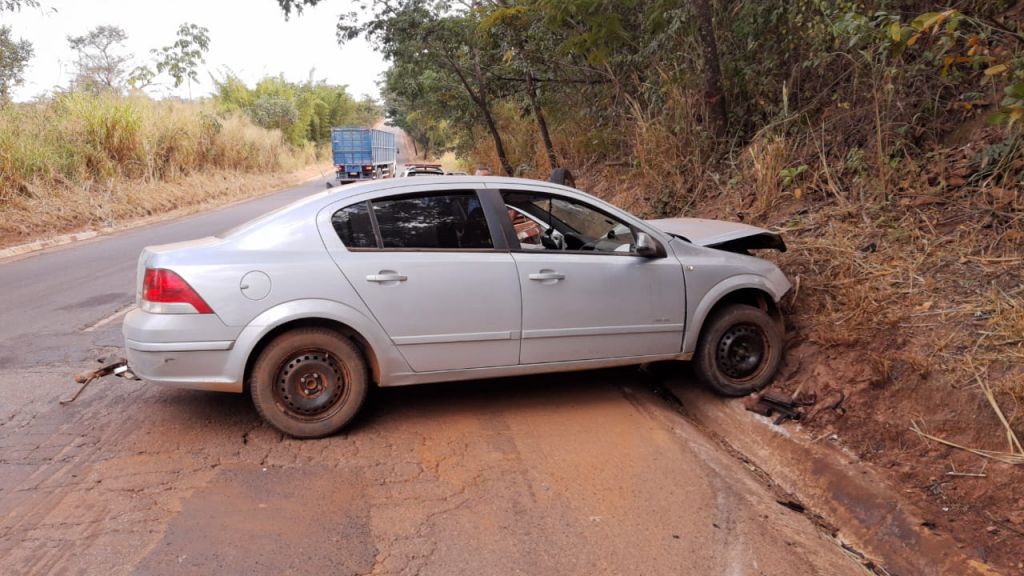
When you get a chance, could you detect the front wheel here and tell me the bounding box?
[250,328,369,438]
[694,304,783,396]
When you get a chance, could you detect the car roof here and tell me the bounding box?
[222,175,667,245]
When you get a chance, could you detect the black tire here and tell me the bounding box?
[549,167,575,188]
[694,304,783,396]
[250,328,369,438]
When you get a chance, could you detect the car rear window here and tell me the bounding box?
[331,201,376,248]
[372,192,492,249]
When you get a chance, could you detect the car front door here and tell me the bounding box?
[496,186,686,364]
[322,187,521,372]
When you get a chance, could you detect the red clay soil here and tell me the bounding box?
[773,334,1024,572]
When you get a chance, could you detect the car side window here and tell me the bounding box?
[331,192,493,250]
[501,191,637,254]
[331,201,377,248]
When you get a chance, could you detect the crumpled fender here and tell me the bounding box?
[683,273,791,355]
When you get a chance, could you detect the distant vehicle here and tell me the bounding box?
[400,163,444,177]
[446,170,468,176]
[124,176,791,438]
[331,127,397,183]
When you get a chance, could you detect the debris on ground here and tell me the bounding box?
[743,390,817,425]
[61,358,133,405]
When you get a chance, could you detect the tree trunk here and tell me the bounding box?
[477,100,513,176]
[447,54,514,176]
[526,74,559,170]
[472,44,515,176]
[694,0,728,137]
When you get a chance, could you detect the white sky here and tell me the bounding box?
[2,0,386,102]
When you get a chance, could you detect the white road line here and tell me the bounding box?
[82,304,137,333]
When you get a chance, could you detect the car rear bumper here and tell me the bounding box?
[126,346,243,393]
[123,308,244,393]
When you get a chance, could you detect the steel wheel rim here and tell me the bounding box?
[273,348,349,422]
[716,323,768,380]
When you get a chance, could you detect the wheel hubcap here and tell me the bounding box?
[274,350,346,418]
[716,324,767,380]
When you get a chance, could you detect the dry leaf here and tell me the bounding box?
[903,196,946,207]
[988,187,1017,208]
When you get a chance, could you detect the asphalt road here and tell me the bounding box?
[0,163,864,574]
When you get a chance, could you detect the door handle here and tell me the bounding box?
[366,273,407,283]
[528,271,565,281]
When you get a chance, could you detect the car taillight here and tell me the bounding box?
[142,268,213,314]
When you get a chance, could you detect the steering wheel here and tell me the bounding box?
[541,227,566,250]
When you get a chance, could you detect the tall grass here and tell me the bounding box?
[0,93,313,203]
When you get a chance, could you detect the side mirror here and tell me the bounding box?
[635,232,662,258]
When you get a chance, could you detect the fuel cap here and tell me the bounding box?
[240,271,271,300]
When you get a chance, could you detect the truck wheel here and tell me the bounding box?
[694,304,783,396]
[250,328,369,438]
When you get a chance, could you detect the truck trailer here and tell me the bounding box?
[331,127,397,183]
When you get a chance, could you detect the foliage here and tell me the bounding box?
[0,92,311,202]
[326,0,1024,191]
[66,25,133,94]
[249,95,299,133]
[127,64,156,90]
[212,73,379,146]
[152,23,210,92]
[0,25,33,102]
[0,0,38,11]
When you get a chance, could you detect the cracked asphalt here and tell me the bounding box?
[0,178,865,575]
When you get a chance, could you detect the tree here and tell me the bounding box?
[0,0,39,11]
[249,95,299,132]
[482,3,562,170]
[693,0,728,136]
[153,23,210,98]
[350,1,516,175]
[212,71,368,146]
[0,26,33,102]
[67,25,132,93]
[277,0,518,175]
[127,64,156,90]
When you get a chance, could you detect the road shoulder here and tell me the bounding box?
[659,378,1001,576]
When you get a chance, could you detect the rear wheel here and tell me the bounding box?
[251,328,369,438]
[694,304,783,396]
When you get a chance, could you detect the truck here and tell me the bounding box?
[331,127,398,183]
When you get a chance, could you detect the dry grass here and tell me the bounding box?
[0,163,330,249]
[464,83,1024,455]
[0,93,321,243]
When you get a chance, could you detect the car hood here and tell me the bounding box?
[645,217,786,252]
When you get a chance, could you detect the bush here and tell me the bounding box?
[0,92,310,202]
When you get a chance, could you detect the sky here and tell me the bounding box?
[2,0,387,102]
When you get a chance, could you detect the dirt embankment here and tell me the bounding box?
[576,130,1024,571]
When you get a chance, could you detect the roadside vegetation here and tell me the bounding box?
[278,0,1024,566]
[0,6,378,245]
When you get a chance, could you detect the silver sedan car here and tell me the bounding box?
[124,177,791,438]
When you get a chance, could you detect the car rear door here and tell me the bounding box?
[494,185,686,364]
[320,186,521,372]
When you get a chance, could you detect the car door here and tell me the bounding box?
[495,186,686,364]
[322,187,521,372]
